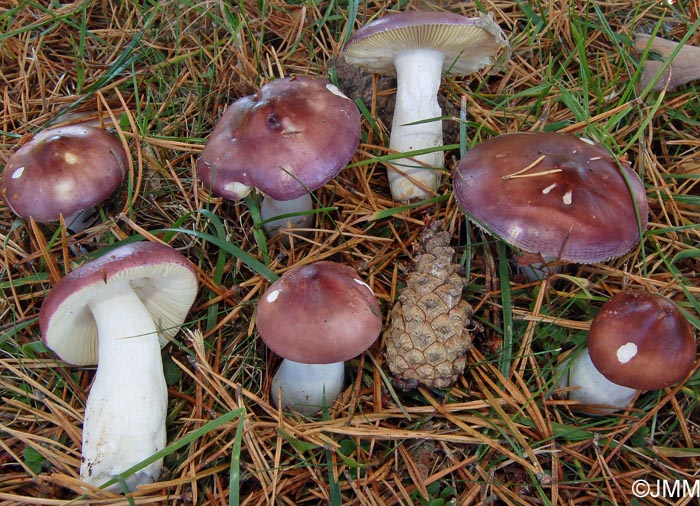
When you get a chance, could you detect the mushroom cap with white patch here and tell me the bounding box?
[588,291,696,390]
[40,242,198,366]
[1,126,127,222]
[453,132,648,263]
[343,11,507,76]
[197,76,361,201]
[255,261,383,364]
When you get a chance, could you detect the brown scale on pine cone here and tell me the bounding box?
[385,221,473,390]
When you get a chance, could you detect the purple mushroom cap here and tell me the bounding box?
[453,132,648,263]
[1,126,127,222]
[197,76,361,201]
[588,291,696,390]
[256,261,382,364]
[40,242,198,366]
[343,11,507,76]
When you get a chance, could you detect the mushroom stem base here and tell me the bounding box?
[271,359,345,415]
[64,207,99,234]
[260,193,314,242]
[517,255,562,281]
[557,347,636,412]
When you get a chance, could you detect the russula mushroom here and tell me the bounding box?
[197,75,360,238]
[1,125,127,232]
[453,132,648,265]
[255,261,382,414]
[40,242,198,491]
[343,11,507,202]
[635,33,700,92]
[559,291,696,411]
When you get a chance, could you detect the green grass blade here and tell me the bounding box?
[97,408,246,493]
[159,227,278,282]
[228,407,246,506]
[497,241,513,379]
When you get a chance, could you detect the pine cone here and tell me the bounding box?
[385,222,473,389]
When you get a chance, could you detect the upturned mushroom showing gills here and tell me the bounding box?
[40,242,198,491]
[453,132,648,264]
[343,11,507,202]
[558,291,696,411]
[197,75,360,238]
[0,125,127,232]
[255,261,382,415]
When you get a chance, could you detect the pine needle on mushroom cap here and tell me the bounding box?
[1,1,699,504]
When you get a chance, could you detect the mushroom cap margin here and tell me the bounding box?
[255,261,383,364]
[343,11,508,75]
[588,291,696,390]
[40,241,198,366]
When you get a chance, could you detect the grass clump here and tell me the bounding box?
[1,0,700,504]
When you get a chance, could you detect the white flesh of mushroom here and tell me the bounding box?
[271,359,345,415]
[557,347,636,412]
[389,48,445,202]
[80,278,167,491]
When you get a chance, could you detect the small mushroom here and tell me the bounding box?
[40,242,198,491]
[634,33,700,92]
[453,132,648,265]
[343,11,507,202]
[197,76,360,239]
[255,261,382,414]
[559,291,696,411]
[1,126,127,231]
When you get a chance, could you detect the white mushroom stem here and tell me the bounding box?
[81,279,167,491]
[260,193,314,240]
[65,208,98,256]
[557,347,636,412]
[518,255,562,282]
[271,359,345,415]
[389,48,446,202]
